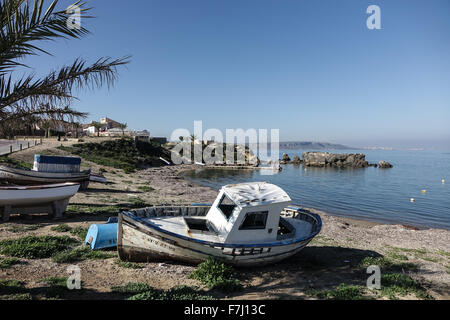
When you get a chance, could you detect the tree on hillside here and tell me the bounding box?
[189,134,197,143]
[119,123,127,136]
[39,119,52,138]
[91,121,102,137]
[0,0,130,138]
[72,121,80,138]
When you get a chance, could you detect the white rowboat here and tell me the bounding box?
[0,182,80,221]
[90,173,108,183]
[0,165,90,190]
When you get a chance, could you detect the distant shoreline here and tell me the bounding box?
[249,141,356,150]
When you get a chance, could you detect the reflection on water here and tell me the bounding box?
[183,149,450,230]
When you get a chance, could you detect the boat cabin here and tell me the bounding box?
[204,182,292,244]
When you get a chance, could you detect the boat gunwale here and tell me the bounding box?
[0,182,80,191]
[120,206,322,249]
[0,165,91,178]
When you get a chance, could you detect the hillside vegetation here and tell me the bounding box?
[58,138,171,173]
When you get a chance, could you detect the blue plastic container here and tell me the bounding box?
[85,221,118,250]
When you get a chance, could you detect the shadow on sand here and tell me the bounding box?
[80,188,141,194]
[231,246,382,299]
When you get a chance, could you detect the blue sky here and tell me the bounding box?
[20,0,450,149]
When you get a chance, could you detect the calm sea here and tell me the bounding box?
[183,149,450,230]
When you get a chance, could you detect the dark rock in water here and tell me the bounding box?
[302,152,393,169]
[302,152,370,168]
[292,155,302,164]
[378,161,393,168]
[280,154,302,165]
[280,153,291,164]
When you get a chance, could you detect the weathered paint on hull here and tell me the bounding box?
[118,213,314,267]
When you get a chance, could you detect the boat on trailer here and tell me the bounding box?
[0,182,80,221]
[118,182,322,267]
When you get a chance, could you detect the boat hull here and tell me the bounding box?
[0,183,80,221]
[90,173,107,183]
[0,183,80,206]
[118,207,321,267]
[0,165,90,190]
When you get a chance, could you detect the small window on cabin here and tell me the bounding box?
[217,195,236,220]
[239,211,268,230]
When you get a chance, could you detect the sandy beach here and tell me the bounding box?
[1,138,449,300]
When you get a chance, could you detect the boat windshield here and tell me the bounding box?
[217,194,236,220]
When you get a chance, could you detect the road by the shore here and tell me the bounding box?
[0,139,41,156]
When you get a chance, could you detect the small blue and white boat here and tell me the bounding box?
[0,155,91,190]
[117,182,322,267]
[85,217,118,250]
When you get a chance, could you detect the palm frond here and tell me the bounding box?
[0,0,92,73]
[0,56,130,109]
[4,104,87,122]
[0,0,131,138]
[0,56,130,122]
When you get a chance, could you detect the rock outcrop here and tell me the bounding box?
[378,161,393,169]
[292,155,301,164]
[280,154,302,165]
[302,152,370,168]
[282,153,291,162]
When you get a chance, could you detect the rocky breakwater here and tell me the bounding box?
[302,152,389,168]
[280,153,302,165]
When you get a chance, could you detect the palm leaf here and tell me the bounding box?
[0,0,92,74]
[0,56,130,123]
[0,0,131,138]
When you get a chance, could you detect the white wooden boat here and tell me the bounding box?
[0,182,80,221]
[118,182,322,267]
[0,165,91,190]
